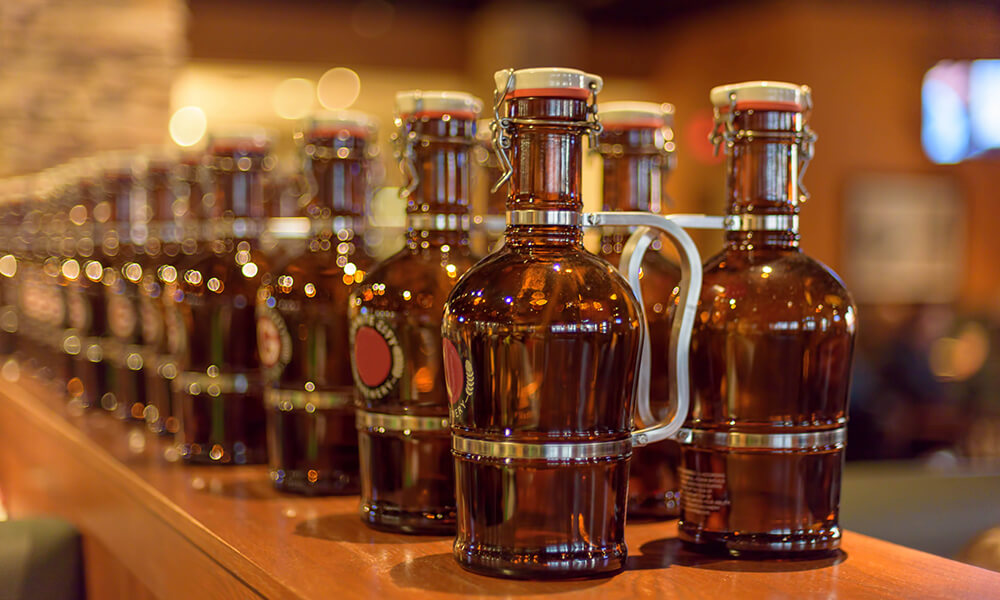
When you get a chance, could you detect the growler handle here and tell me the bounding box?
[585,212,719,447]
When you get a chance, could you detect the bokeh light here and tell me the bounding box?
[273,77,315,120]
[317,67,361,110]
[685,107,725,165]
[169,106,208,147]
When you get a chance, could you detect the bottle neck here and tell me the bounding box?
[207,149,269,221]
[401,116,474,248]
[147,166,176,223]
[211,169,267,220]
[600,128,668,214]
[305,135,370,219]
[504,96,588,248]
[724,110,803,252]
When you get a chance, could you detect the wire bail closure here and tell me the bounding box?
[393,92,423,199]
[393,95,479,201]
[490,68,604,195]
[709,90,817,203]
[294,119,378,219]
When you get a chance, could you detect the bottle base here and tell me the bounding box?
[627,492,680,522]
[272,470,359,497]
[360,501,455,535]
[453,540,626,580]
[679,524,841,558]
[181,443,266,465]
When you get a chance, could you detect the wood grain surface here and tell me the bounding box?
[1,374,998,600]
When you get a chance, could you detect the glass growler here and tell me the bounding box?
[157,152,208,436]
[173,129,275,464]
[349,91,482,533]
[259,111,378,495]
[441,68,702,579]
[597,102,682,520]
[62,161,112,407]
[138,150,186,433]
[678,82,857,556]
[98,154,150,419]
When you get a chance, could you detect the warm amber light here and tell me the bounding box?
[317,67,361,110]
[61,259,80,280]
[0,255,16,278]
[169,106,208,147]
[273,77,315,120]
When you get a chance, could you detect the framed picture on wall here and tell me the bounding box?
[844,173,964,304]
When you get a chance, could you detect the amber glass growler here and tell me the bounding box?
[597,102,682,520]
[173,129,275,464]
[442,68,703,579]
[349,91,482,533]
[678,82,857,557]
[62,161,111,408]
[259,111,377,495]
[138,150,187,433]
[99,154,150,420]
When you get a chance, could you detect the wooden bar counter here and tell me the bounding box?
[1,373,998,599]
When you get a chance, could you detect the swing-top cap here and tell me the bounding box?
[207,125,274,153]
[600,101,674,129]
[307,110,378,140]
[710,81,811,112]
[494,67,603,101]
[395,90,483,120]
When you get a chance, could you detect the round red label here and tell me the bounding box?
[443,339,463,406]
[354,325,392,387]
[256,316,282,368]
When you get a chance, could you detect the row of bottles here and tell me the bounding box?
[0,68,856,580]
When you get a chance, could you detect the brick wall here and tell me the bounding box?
[0,0,186,176]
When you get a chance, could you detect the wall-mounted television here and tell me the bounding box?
[923,59,1000,164]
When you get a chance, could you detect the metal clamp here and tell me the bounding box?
[173,369,257,396]
[206,218,268,240]
[678,426,847,451]
[507,210,583,227]
[452,434,631,462]
[392,93,476,200]
[356,409,450,433]
[724,214,799,233]
[709,90,817,203]
[490,68,603,195]
[265,217,312,239]
[265,388,354,410]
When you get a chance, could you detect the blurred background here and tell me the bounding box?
[3,0,1000,567]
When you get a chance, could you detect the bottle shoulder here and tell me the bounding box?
[350,247,478,315]
[697,249,856,331]
[445,246,641,328]
[704,249,851,293]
